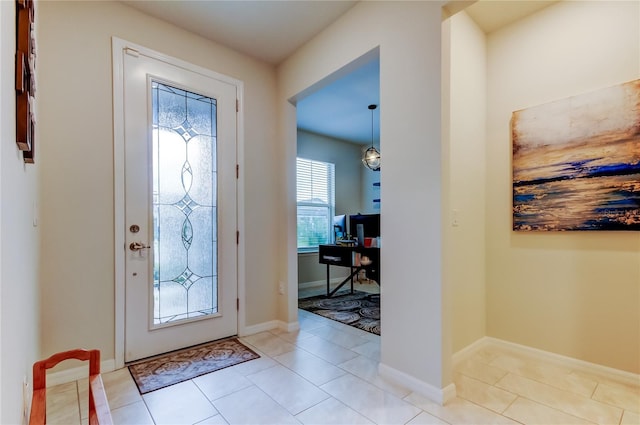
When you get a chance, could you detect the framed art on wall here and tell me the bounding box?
[15,0,36,163]
[512,79,640,231]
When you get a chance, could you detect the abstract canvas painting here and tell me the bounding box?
[512,79,640,231]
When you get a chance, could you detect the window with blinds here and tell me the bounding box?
[296,158,335,252]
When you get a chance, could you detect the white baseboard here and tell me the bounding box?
[452,336,489,369]
[240,319,299,336]
[240,320,281,336]
[378,362,456,405]
[298,277,348,290]
[46,359,116,388]
[453,336,640,386]
[485,337,640,385]
[279,320,300,333]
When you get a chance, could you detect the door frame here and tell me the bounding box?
[112,37,246,368]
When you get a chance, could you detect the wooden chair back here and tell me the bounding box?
[29,349,112,425]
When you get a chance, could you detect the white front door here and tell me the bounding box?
[120,46,238,362]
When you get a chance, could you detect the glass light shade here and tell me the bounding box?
[362,146,381,171]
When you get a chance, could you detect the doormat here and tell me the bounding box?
[298,291,380,335]
[128,337,260,394]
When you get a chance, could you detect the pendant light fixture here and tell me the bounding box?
[362,104,381,171]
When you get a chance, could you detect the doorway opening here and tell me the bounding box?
[293,50,381,335]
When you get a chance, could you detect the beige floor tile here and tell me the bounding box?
[294,335,359,365]
[247,364,329,415]
[77,379,90,420]
[322,314,375,333]
[307,325,370,349]
[270,327,315,344]
[491,348,573,376]
[46,386,80,425]
[454,373,517,413]
[490,353,598,397]
[339,355,412,398]
[571,370,640,393]
[274,348,346,386]
[195,414,230,424]
[47,381,77,395]
[193,367,254,401]
[240,332,296,357]
[42,314,638,425]
[227,348,279,376]
[502,397,596,424]
[351,341,381,361]
[212,386,299,424]
[322,315,378,339]
[496,373,623,424]
[143,380,218,425]
[295,397,373,424]
[98,368,142,412]
[404,393,520,425]
[454,358,508,385]
[321,374,422,424]
[472,347,504,364]
[298,314,329,332]
[405,411,449,425]
[362,332,381,343]
[549,371,601,398]
[621,410,640,424]
[109,400,154,425]
[592,382,640,413]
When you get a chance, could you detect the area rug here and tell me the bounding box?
[298,291,380,335]
[128,337,260,394]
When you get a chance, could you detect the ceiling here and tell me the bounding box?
[122,1,357,65]
[465,1,558,34]
[297,56,380,145]
[121,0,558,144]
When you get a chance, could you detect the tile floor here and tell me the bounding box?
[46,310,639,425]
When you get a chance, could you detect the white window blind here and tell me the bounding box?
[296,158,335,252]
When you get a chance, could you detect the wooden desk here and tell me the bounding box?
[318,244,380,297]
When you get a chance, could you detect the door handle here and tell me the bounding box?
[129,242,150,251]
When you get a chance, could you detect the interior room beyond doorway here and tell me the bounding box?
[294,53,381,304]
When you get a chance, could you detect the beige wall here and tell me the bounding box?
[36,1,278,365]
[485,1,640,373]
[446,11,488,353]
[0,1,41,422]
[278,1,453,393]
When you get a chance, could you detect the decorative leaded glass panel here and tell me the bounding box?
[151,81,218,325]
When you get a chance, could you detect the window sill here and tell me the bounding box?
[298,251,318,256]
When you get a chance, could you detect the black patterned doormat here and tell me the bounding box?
[128,338,260,394]
[298,291,380,335]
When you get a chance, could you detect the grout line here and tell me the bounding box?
[75,380,82,424]
[590,382,599,399]
[486,356,601,401]
[501,394,519,414]
[514,395,601,425]
[497,397,527,425]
